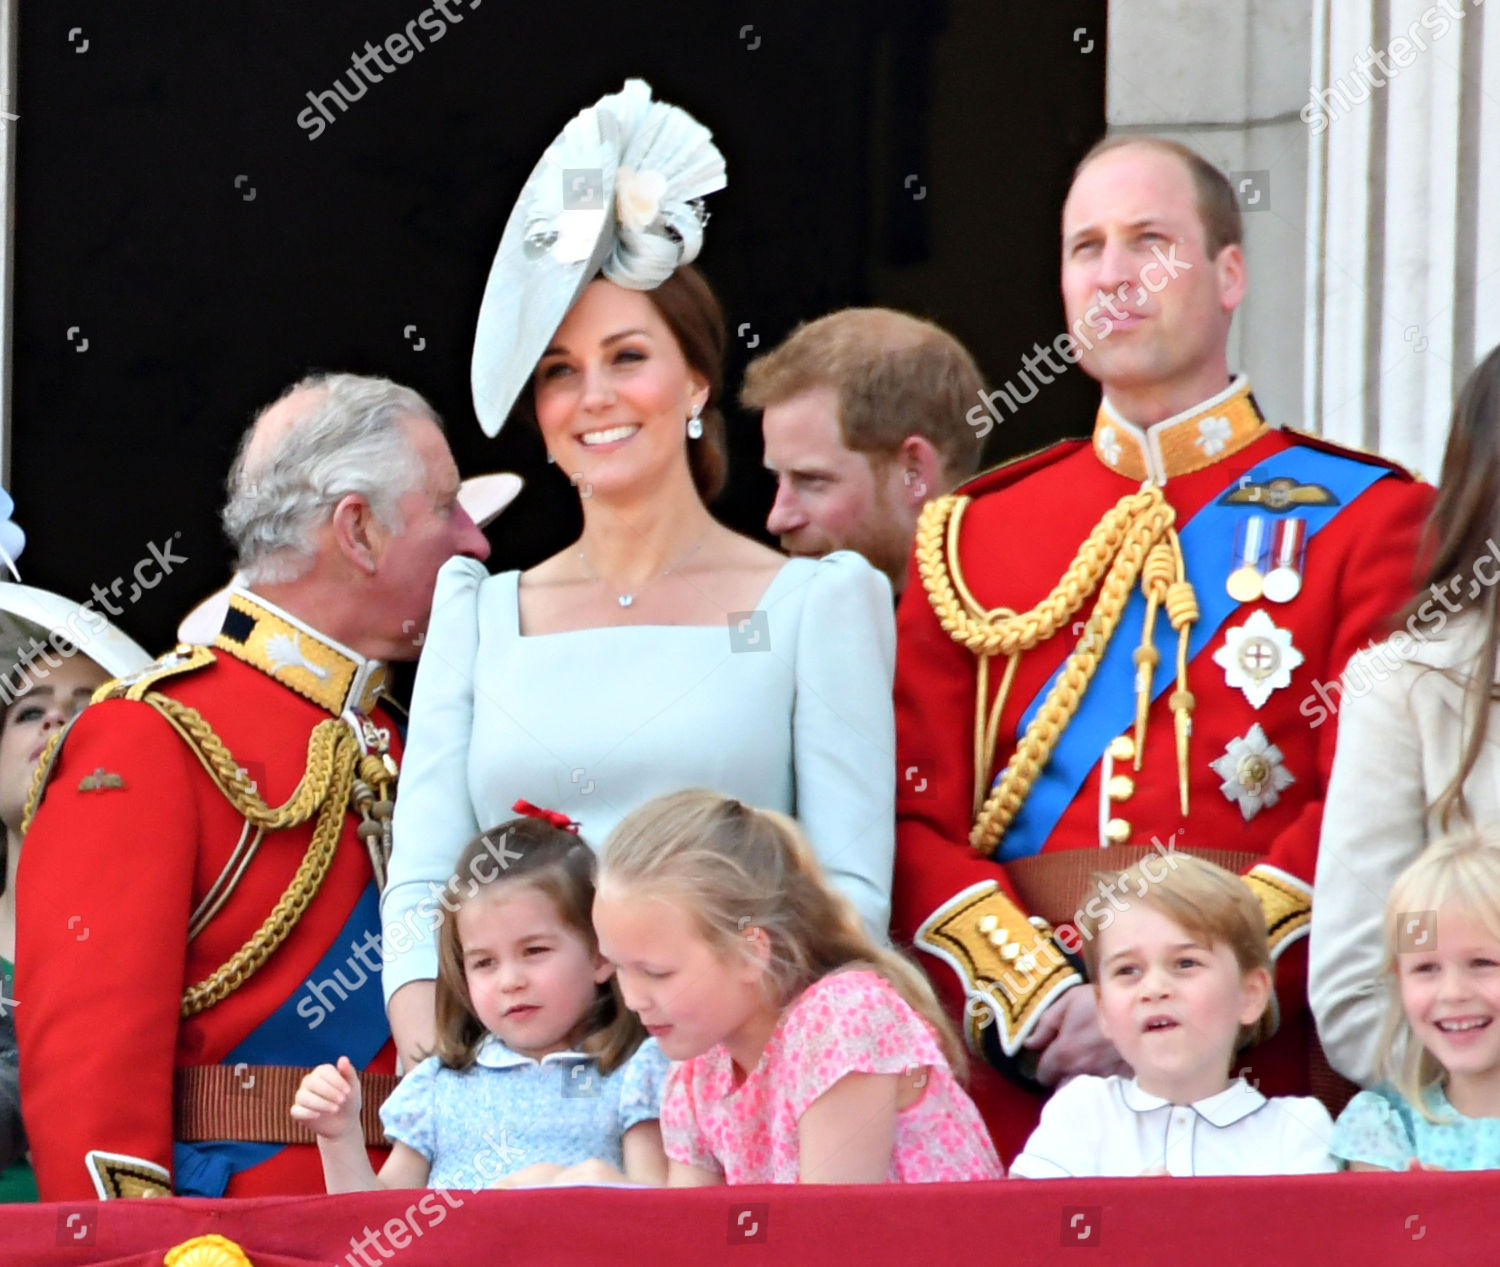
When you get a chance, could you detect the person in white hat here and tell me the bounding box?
[0,581,152,1203]
[15,373,501,1202]
[382,80,898,1071]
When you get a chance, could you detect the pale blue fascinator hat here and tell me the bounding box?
[470,78,727,438]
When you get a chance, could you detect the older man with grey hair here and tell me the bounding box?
[222,372,489,658]
[17,372,490,1201]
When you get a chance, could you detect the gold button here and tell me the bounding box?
[1105,817,1132,844]
[1109,735,1136,762]
[988,928,1009,948]
[977,914,998,934]
[1238,755,1269,790]
[1108,774,1135,801]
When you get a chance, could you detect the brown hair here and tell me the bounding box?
[1376,830,1500,1120]
[520,265,730,503]
[740,308,985,482]
[643,265,729,503]
[1073,135,1244,261]
[599,789,968,1079]
[1403,345,1500,829]
[1077,854,1271,1048]
[0,628,95,894]
[432,817,645,1075]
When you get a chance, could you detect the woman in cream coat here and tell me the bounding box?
[1311,347,1500,1086]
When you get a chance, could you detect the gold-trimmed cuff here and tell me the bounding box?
[1243,864,1312,959]
[86,1149,171,1199]
[914,881,1080,1057]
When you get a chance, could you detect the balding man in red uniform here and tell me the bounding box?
[893,138,1434,1163]
[17,373,491,1198]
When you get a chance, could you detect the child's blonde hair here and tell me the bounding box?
[599,789,967,1078]
[1376,829,1500,1120]
[433,817,645,1075]
[1077,854,1272,1048]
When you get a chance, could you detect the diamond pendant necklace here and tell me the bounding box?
[578,531,708,609]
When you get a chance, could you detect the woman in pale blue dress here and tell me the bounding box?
[383,82,895,1067]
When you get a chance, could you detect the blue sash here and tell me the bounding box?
[174,880,390,1196]
[996,447,1394,861]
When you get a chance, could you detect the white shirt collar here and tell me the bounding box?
[1118,1075,1267,1126]
[473,1033,591,1069]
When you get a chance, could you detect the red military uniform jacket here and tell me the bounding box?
[16,589,400,1199]
[893,379,1434,1163]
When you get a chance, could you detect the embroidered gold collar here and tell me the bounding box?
[1091,376,1269,484]
[213,588,387,717]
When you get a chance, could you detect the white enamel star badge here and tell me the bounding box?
[1212,609,1304,709]
[1211,723,1295,821]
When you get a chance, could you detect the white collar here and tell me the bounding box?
[1118,1074,1267,1127]
[473,1033,592,1070]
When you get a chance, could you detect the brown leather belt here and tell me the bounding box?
[1006,846,1263,929]
[175,1064,398,1147]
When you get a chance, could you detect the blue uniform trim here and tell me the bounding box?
[996,447,1394,861]
[173,881,389,1196]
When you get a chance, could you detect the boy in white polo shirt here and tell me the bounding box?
[1010,855,1336,1177]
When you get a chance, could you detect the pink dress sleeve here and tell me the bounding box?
[659,1058,722,1174]
[780,970,945,1119]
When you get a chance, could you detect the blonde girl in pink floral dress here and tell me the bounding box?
[590,790,1002,1185]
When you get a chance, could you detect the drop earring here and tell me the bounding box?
[686,403,704,440]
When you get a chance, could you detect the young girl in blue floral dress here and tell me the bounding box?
[293,804,668,1190]
[1332,831,1500,1170]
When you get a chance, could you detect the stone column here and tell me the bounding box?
[1305,0,1493,478]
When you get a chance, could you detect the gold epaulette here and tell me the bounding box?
[20,644,219,834]
[1243,864,1312,959]
[95,642,218,702]
[915,882,1080,1057]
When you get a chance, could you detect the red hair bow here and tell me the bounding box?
[512,798,580,833]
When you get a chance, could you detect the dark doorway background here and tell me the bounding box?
[11,0,1106,659]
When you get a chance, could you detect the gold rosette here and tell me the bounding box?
[163,1234,254,1267]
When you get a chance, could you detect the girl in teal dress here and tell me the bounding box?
[1331,832,1500,1170]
